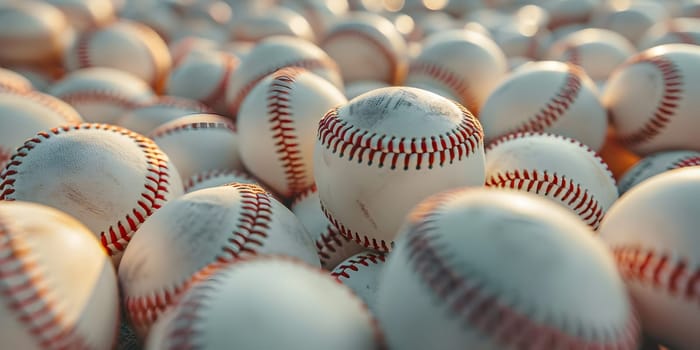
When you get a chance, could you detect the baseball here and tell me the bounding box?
[377,187,640,350]
[0,123,183,266]
[485,132,618,229]
[116,95,213,135]
[638,17,700,50]
[314,86,485,252]
[0,200,119,349]
[332,251,386,312]
[617,150,700,194]
[238,67,346,198]
[600,167,700,349]
[118,183,319,337]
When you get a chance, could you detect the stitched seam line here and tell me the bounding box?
[183,169,251,193]
[57,90,147,110]
[228,58,337,117]
[202,54,237,106]
[618,56,683,146]
[321,202,390,252]
[267,69,306,195]
[317,103,483,171]
[124,184,272,332]
[76,31,93,68]
[404,193,639,349]
[322,28,399,84]
[0,217,91,349]
[670,155,700,169]
[510,64,583,134]
[331,252,386,280]
[0,124,173,256]
[150,120,237,139]
[19,92,83,124]
[315,224,350,265]
[612,246,699,301]
[486,169,605,229]
[408,60,478,112]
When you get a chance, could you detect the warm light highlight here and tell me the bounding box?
[423,0,448,11]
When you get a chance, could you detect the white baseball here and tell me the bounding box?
[485,132,617,229]
[118,183,319,338]
[377,187,640,350]
[168,36,219,67]
[617,150,700,195]
[0,123,183,265]
[603,44,700,155]
[229,6,315,43]
[148,113,243,182]
[46,0,116,31]
[600,167,700,349]
[238,67,346,198]
[49,67,156,124]
[546,28,636,83]
[116,96,213,135]
[344,80,390,100]
[0,1,74,65]
[332,251,386,312]
[224,35,343,118]
[320,12,407,85]
[0,91,83,168]
[184,169,258,193]
[280,0,349,38]
[405,29,507,115]
[145,256,383,350]
[0,67,33,93]
[291,185,364,270]
[166,49,238,115]
[638,17,700,50]
[591,2,668,45]
[314,86,485,252]
[480,60,607,150]
[63,20,172,91]
[0,201,119,349]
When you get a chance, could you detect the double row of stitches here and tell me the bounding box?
[513,64,583,133]
[149,120,236,139]
[612,246,700,300]
[408,60,479,113]
[485,169,605,229]
[0,124,173,256]
[617,55,683,146]
[672,155,700,169]
[0,218,90,349]
[403,192,639,350]
[267,69,306,195]
[331,252,386,280]
[125,184,272,331]
[317,104,483,171]
[228,57,337,117]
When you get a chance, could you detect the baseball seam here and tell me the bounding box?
[332,252,386,280]
[57,89,149,110]
[149,120,237,139]
[228,58,338,117]
[670,155,700,169]
[0,124,173,256]
[612,246,699,302]
[183,169,253,193]
[125,184,272,333]
[267,68,307,196]
[321,203,391,252]
[76,30,93,68]
[0,205,95,349]
[20,91,84,124]
[404,191,640,349]
[201,54,237,107]
[321,28,400,84]
[616,55,682,146]
[408,60,479,113]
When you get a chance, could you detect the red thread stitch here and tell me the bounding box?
[671,155,700,169]
[511,64,584,134]
[317,103,483,171]
[124,183,273,333]
[612,246,699,301]
[0,217,93,349]
[408,60,479,113]
[228,58,338,118]
[149,119,237,139]
[76,31,93,68]
[183,169,253,193]
[0,124,174,256]
[201,53,238,108]
[332,252,386,280]
[616,55,683,146]
[57,89,149,110]
[321,203,391,252]
[19,91,84,124]
[321,28,400,84]
[267,68,307,196]
[402,189,640,350]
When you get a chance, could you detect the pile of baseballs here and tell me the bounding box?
[0,0,698,349]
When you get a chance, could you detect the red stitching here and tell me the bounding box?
[408,60,479,113]
[321,28,400,84]
[57,89,148,110]
[665,21,699,45]
[0,124,174,256]
[149,118,237,139]
[0,146,10,169]
[183,169,254,193]
[510,63,584,134]
[671,155,700,169]
[10,91,84,125]
[228,57,338,118]
[0,216,93,349]
[317,103,483,170]
[76,30,93,68]
[124,183,273,334]
[615,55,683,147]
[402,191,640,350]
[201,53,238,108]
[331,252,386,280]
[321,203,391,252]
[267,68,307,195]
[612,246,700,301]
